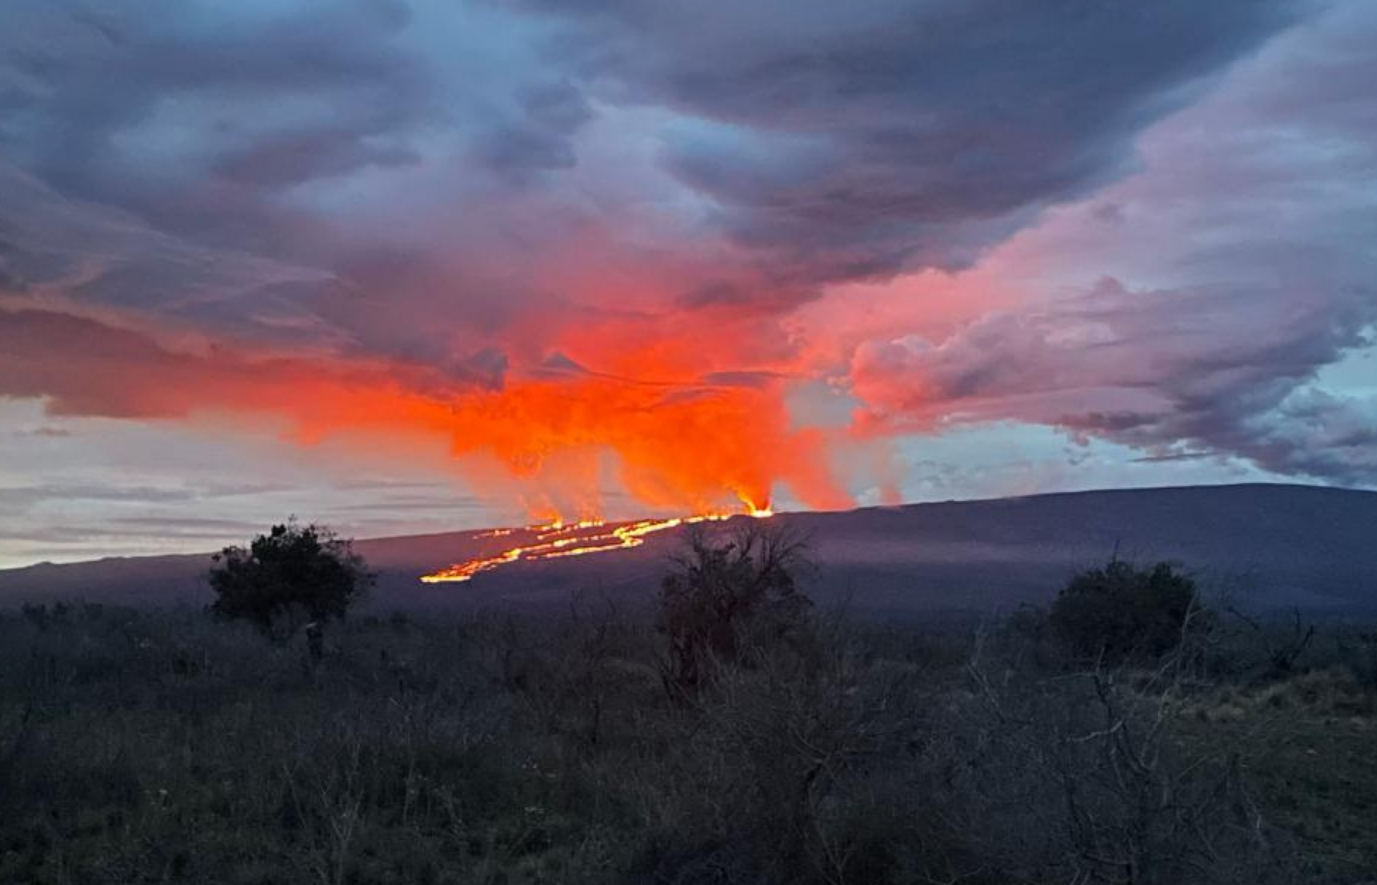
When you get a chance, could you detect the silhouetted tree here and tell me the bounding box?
[657,521,813,696]
[1050,559,1204,665]
[208,521,372,652]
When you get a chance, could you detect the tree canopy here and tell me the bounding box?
[208,521,371,641]
[1049,559,1202,664]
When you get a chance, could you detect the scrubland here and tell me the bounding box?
[1,585,1374,884]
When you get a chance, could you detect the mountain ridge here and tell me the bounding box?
[3,483,1374,615]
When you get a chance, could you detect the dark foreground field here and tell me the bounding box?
[2,594,1375,884]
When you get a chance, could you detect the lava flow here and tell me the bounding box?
[420,508,772,584]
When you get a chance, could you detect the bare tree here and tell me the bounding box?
[656,521,814,698]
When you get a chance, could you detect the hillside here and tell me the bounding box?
[2,484,1375,615]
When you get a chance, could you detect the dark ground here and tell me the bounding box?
[1,597,1375,884]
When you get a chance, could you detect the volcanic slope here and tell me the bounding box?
[1,484,1374,616]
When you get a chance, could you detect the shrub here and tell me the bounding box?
[656,522,813,696]
[947,644,1306,885]
[208,520,372,645]
[1049,559,1204,665]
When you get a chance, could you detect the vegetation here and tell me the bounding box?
[208,521,372,649]
[1049,559,1204,664]
[656,523,814,696]
[1,539,1374,884]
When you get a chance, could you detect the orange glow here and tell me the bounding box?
[4,305,853,530]
[420,511,742,583]
[441,360,849,521]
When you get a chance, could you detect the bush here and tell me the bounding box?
[656,522,813,696]
[208,520,372,644]
[1049,559,1204,665]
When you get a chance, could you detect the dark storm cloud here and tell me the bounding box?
[514,0,1302,284]
[474,80,595,180]
[212,132,421,189]
[2,0,1303,325]
[0,153,337,349]
[0,0,427,202]
[841,1,1377,488]
[0,1,562,383]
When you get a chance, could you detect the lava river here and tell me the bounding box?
[420,510,770,584]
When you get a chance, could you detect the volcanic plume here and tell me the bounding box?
[0,298,846,520]
[443,367,847,521]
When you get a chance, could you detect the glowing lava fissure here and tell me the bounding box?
[420,508,772,584]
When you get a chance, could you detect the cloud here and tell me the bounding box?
[3,0,1302,332]
[473,80,595,180]
[0,0,428,196]
[15,425,72,438]
[2,0,1371,526]
[852,277,1377,483]
[0,305,850,515]
[0,307,471,442]
[0,483,197,508]
[512,0,1300,286]
[846,1,1377,486]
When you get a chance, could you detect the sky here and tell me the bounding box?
[2,0,1375,567]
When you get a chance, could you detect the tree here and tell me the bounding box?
[208,521,372,651]
[657,521,813,696]
[1049,559,1204,665]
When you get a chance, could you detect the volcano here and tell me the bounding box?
[2,484,1375,617]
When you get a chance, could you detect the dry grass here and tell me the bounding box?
[1176,669,1377,881]
[0,601,1370,884]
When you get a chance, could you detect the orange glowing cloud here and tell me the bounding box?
[1,305,851,523]
[445,367,850,518]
